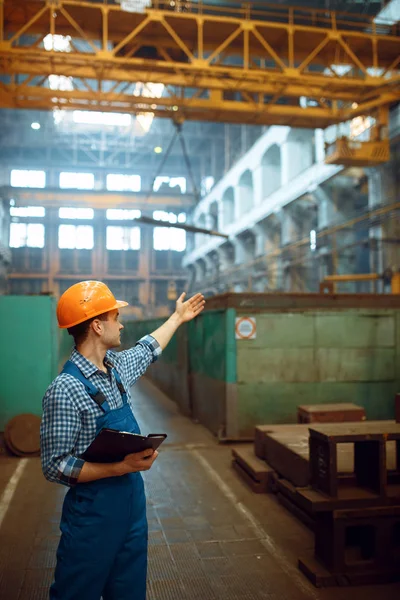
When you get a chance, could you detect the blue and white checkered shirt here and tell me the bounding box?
[40,335,161,487]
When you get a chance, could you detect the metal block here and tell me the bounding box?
[309,422,400,498]
[314,506,400,573]
[309,435,337,496]
[297,403,366,424]
[264,432,310,488]
[276,478,315,530]
[253,423,309,459]
[231,446,275,493]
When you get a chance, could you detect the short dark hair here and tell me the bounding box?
[67,312,109,346]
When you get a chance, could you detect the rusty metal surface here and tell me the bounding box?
[1,378,400,600]
[204,293,400,312]
[297,404,366,424]
[4,414,41,456]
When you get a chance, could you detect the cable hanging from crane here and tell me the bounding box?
[138,119,227,239]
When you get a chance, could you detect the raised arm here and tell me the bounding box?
[150,292,205,349]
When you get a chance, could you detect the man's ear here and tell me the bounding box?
[91,318,104,336]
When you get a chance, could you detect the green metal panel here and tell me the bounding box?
[395,311,400,375]
[236,381,398,436]
[116,303,400,439]
[238,313,314,349]
[188,310,226,381]
[225,308,237,384]
[317,348,395,382]
[235,307,399,433]
[58,328,73,371]
[122,318,179,363]
[0,296,58,430]
[315,311,395,348]
[237,348,317,383]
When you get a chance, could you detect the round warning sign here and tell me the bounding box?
[235,317,256,340]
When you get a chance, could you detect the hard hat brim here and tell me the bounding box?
[58,299,129,329]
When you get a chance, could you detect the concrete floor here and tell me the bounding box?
[0,378,399,600]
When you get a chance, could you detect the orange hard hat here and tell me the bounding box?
[57,280,128,329]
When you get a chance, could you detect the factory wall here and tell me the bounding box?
[0,198,10,294]
[0,295,58,430]
[123,294,400,440]
[184,106,400,296]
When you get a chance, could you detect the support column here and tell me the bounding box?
[232,235,254,266]
[252,164,263,206]
[281,206,299,246]
[47,168,59,188]
[46,207,60,296]
[281,130,314,184]
[315,129,325,163]
[317,179,364,292]
[0,196,10,294]
[138,222,152,313]
[263,215,283,291]
[217,242,234,272]
[252,223,268,257]
[194,259,207,286]
[0,166,8,186]
[314,186,337,230]
[367,164,399,291]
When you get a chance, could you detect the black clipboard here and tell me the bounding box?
[81,428,167,463]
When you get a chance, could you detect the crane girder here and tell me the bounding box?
[0,0,399,127]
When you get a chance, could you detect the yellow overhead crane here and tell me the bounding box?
[0,0,399,164]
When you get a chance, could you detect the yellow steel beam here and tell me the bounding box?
[323,273,380,282]
[0,0,399,126]
[2,187,196,210]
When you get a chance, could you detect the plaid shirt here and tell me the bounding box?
[40,335,161,487]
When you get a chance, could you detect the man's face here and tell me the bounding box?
[101,309,124,348]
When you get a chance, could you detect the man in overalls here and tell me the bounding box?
[40,280,205,600]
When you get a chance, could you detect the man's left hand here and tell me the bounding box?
[175,292,205,324]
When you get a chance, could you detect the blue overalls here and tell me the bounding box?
[50,360,148,600]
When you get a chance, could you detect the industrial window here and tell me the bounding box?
[106,226,141,251]
[72,111,132,127]
[120,0,152,14]
[310,230,317,251]
[59,207,94,220]
[106,209,141,220]
[10,206,45,217]
[9,223,45,248]
[10,169,46,188]
[44,33,71,52]
[153,211,186,252]
[106,174,141,192]
[153,177,187,194]
[58,225,94,249]
[59,172,95,190]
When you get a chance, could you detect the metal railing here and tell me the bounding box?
[55,0,400,35]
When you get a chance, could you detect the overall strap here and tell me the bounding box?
[112,368,128,404]
[61,360,111,413]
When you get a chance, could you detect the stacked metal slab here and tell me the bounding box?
[298,422,400,586]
